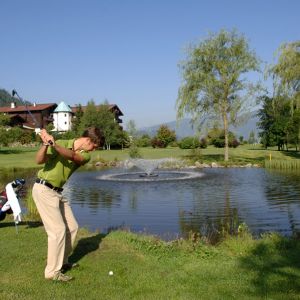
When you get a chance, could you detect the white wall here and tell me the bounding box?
[53,112,72,132]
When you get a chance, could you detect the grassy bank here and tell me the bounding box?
[1,220,300,299]
[1,144,300,170]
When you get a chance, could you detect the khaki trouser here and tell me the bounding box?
[32,183,78,279]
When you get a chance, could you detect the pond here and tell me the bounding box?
[2,167,300,240]
[66,167,300,239]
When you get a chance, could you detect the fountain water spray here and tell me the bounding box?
[124,158,179,176]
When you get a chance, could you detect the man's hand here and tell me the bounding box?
[40,129,55,145]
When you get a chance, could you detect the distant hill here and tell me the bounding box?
[138,118,196,138]
[0,89,31,107]
[139,112,260,140]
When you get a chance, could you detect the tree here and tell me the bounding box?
[136,134,151,147]
[79,100,99,131]
[270,41,300,98]
[268,41,300,149]
[0,113,10,126]
[153,125,176,148]
[79,100,123,150]
[72,104,84,134]
[126,120,138,140]
[248,131,256,144]
[97,104,123,150]
[257,95,292,150]
[177,29,261,161]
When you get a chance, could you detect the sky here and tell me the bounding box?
[0,0,299,129]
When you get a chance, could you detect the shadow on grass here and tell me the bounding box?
[0,221,42,228]
[0,149,35,154]
[282,151,300,159]
[69,233,106,264]
[182,154,224,161]
[0,149,23,154]
[25,221,43,228]
[239,236,300,297]
[232,155,266,163]
[183,153,266,164]
[0,221,18,228]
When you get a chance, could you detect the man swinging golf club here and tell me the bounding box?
[32,127,103,282]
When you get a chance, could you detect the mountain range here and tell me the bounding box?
[139,112,260,140]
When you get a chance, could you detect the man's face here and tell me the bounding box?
[82,138,98,151]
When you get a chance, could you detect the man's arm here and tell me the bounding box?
[36,144,50,164]
[35,129,54,164]
[52,144,87,165]
[37,129,88,165]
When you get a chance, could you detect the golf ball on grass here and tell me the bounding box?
[109,271,113,276]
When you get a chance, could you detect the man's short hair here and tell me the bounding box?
[82,127,104,147]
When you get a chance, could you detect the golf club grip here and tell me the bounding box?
[48,140,53,146]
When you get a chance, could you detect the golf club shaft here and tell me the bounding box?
[12,90,53,145]
[12,90,39,127]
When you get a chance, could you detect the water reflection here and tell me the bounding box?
[67,186,122,211]
[178,181,241,241]
[263,169,300,237]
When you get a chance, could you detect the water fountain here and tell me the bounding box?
[97,158,204,182]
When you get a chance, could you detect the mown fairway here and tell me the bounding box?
[1,220,300,300]
[1,144,300,170]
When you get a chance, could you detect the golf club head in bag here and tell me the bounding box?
[0,178,25,223]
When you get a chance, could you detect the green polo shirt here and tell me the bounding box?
[37,139,91,188]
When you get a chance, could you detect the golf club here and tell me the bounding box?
[12,89,53,145]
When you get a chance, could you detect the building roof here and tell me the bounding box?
[71,104,124,116]
[54,101,72,113]
[0,103,57,113]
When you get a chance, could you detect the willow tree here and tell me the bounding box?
[177,29,261,161]
[269,41,300,148]
[271,41,300,99]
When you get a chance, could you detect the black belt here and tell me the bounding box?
[35,179,63,192]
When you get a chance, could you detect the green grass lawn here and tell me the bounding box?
[1,220,300,299]
[91,144,300,168]
[0,144,299,170]
[0,147,40,169]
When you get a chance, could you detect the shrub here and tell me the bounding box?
[129,143,142,158]
[230,139,240,148]
[189,148,203,162]
[0,127,10,146]
[136,135,151,147]
[0,127,35,146]
[199,138,207,149]
[179,137,200,149]
[19,131,33,144]
[155,125,176,147]
[212,138,225,148]
[168,141,178,147]
[210,131,240,148]
[151,137,167,148]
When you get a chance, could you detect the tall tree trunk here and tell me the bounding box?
[223,112,229,162]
